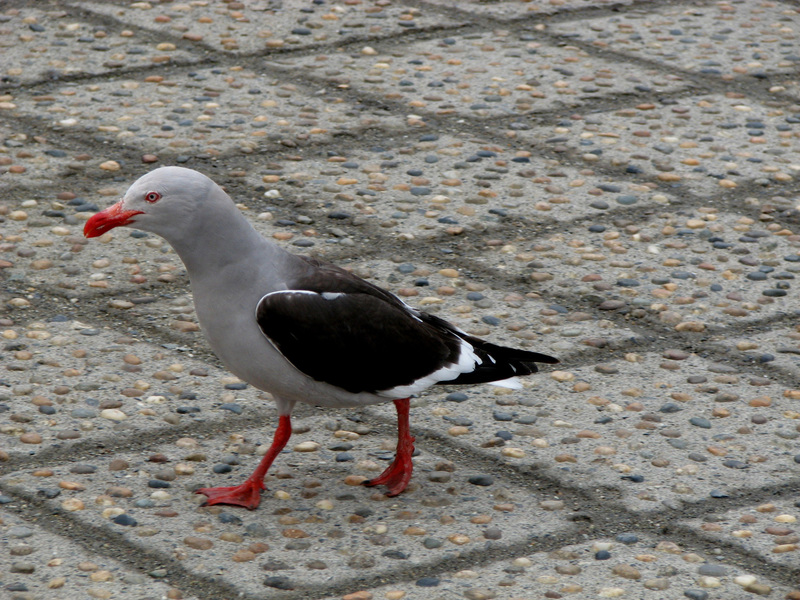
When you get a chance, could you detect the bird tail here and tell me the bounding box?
[442,337,559,387]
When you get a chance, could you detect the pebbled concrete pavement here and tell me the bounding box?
[1,1,799,599]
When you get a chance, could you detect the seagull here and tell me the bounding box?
[84,166,558,510]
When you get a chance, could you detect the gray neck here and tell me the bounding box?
[166,202,282,279]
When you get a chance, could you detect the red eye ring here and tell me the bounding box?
[144,191,161,203]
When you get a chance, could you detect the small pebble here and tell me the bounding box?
[468,475,493,486]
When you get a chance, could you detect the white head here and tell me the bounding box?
[84,166,224,240]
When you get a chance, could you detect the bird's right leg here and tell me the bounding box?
[195,413,292,510]
[364,398,415,496]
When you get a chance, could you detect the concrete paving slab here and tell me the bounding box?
[683,499,800,570]
[73,0,463,55]
[2,64,405,160]
[520,93,800,194]
[420,0,637,20]
[0,5,198,86]
[550,0,800,81]
[0,318,265,463]
[323,534,800,599]
[241,132,674,242]
[369,350,800,513]
[1,422,578,596]
[266,30,688,119]
[2,0,800,597]
[467,209,800,332]
[0,508,199,600]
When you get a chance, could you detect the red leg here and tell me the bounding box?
[195,414,292,510]
[364,398,415,496]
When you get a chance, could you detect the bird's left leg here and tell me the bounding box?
[196,399,295,510]
[364,397,415,496]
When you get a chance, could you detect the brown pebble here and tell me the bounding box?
[59,481,85,491]
[183,537,213,550]
[612,565,641,580]
[282,528,309,538]
[463,590,495,600]
[171,320,200,332]
[555,564,581,575]
[344,475,367,486]
[342,592,373,600]
[740,514,758,523]
[99,160,121,171]
[675,321,705,332]
[232,550,256,562]
[342,590,372,600]
[123,354,141,365]
[744,583,772,595]
[470,514,492,525]
[404,526,426,535]
[109,459,129,471]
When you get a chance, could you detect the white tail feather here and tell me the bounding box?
[488,377,522,389]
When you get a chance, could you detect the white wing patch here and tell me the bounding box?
[379,338,481,398]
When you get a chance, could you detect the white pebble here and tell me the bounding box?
[734,575,757,587]
[100,409,128,421]
[293,441,320,452]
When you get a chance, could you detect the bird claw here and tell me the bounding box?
[195,481,264,510]
[363,454,413,497]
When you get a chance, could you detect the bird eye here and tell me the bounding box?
[144,191,161,203]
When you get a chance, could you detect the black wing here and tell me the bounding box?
[256,289,463,395]
[257,256,558,395]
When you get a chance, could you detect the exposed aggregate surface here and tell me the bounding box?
[2,0,800,600]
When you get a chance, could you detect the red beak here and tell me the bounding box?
[84,200,144,238]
